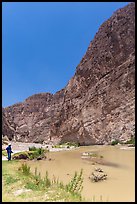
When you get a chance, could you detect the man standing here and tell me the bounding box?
[6,143,13,161]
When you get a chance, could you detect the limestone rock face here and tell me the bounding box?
[2,3,135,145]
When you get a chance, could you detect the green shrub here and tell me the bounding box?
[18,163,31,175]
[30,147,46,157]
[124,137,135,145]
[5,175,19,185]
[29,146,37,151]
[66,169,83,196]
[37,147,45,155]
[13,148,47,160]
[25,181,39,190]
[111,140,119,146]
[29,151,39,160]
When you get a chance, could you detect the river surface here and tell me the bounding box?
[26,145,135,202]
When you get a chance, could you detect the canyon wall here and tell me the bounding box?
[2,3,135,145]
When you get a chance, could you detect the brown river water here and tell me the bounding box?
[25,145,135,202]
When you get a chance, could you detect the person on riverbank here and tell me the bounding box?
[6,143,13,161]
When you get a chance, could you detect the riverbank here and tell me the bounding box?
[2,160,84,202]
[2,144,135,201]
[2,141,79,161]
[3,141,78,152]
[2,141,135,161]
[3,141,135,152]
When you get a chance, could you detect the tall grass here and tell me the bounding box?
[66,169,83,196]
[18,163,31,175]
[18,163,83,199]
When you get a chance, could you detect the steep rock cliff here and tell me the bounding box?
[2,3,135,145]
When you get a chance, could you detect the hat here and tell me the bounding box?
[8,143,11,146]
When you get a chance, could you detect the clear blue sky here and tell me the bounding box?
[2,2,129,108]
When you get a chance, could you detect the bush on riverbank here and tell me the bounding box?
[124,137,135,145]
[12,148,48,160]
[111,136,135,146]
[111,139,120,146]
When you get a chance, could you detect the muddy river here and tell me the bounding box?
[26,145,135,202]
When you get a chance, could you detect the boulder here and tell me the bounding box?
[94,167,104,172]
[89,172,107,182]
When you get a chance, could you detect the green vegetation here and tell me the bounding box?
[24,168,52,191]
[64,142,80,147]
[84,152,103,159]
[89,153,98,157]
[18,163,31,175]
[66,169,83,197]
[23,164,83,199]
[29,146,37,151]
[12,147,48,160]
[2,161,84,202]
[111,136,135,146]
[124,137,135,145]
[5,175,19,185]
[29,146,47,155]
[54,142,80,148]
[111,140,120,146]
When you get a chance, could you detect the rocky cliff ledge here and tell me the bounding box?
[2,3,135,145]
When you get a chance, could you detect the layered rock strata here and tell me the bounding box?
[2,3,135,145]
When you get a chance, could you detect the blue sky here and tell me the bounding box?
[2,2,129,107]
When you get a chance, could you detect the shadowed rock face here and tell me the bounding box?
[2,3,135,145]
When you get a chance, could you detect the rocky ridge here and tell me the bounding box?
[2,3,135,145]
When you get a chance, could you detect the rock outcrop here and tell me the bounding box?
[2,3,135,145]
[2,108,16,141]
